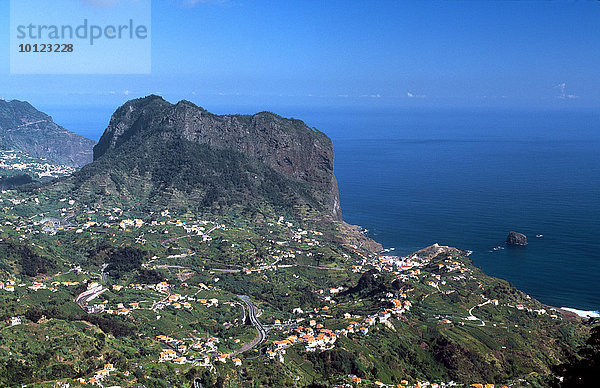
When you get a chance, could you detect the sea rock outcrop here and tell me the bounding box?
[506,231,527,246]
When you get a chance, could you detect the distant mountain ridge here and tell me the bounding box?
[53,95,342,222]
[0,99,95,167]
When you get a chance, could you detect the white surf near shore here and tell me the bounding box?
[561,307,600,318]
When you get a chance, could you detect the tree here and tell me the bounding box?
[553,325,600,387]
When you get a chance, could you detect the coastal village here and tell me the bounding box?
[2,1,599,384]
[0,151,582,388]
[0,182,572,387]
[0,150,76,179]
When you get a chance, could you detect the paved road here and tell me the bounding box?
[75,286,107,313]
[301,265,345,271]
[211,268,242,273]
[100,263,108,282]
[152,286,174,311]
[468,299,491,327]
[160,235,190,249]
[41,266,79,281]
[153,265,190,269]
[234,295,269,354]
[212,263,344,274]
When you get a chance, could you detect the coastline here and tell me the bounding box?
[375,238,599,322]
[559,307,600,319]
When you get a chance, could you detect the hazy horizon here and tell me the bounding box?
[2,1,600,111]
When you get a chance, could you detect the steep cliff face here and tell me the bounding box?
[0,99,95,167]
[94,95,342,220]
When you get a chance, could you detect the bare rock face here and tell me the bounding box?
[506,231,527,246]
[94,95,342,220]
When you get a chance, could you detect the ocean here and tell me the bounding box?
[326,107,600,313]
[43,103,600,313]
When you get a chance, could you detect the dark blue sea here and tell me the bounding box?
[326,107,600,313]
[44,104,600,313]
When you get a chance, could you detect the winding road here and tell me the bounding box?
[234,295,269,354]
[75,285,108,313]
[467,299,491,326]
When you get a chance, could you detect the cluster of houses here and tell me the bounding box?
[268,294,414,357]
[315,286,346,296]
[1,275,87,296]
[270,322,338,355]
[156,334,227,366]
[352,252,440,288]
[0,149,76,178]
[0,279,16,292]
[5,280,66,293]
[76,221,112,233]
[290,227,324,246]
[156,335,189,364]
[149,281,220,311]
[507,302,553,318]
[259,248,424,357]
[356,293,413,329]
[28,280,81,293]
[119,218,145,229]
[102,282,213,314]
[24,202,221,248]
[191,337,221,359]
[75,363,123,386]
[118,216,217,232]
[29,282,55,292]
[8,316,22,326]
[216,353,242,366]
[343,376,505,388]
[102,301,142,316]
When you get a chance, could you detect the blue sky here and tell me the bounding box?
[1,0,600,112]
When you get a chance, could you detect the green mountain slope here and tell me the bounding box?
[0,97,594,387]
[0,99,95,167]
[92,95,341,219]
[62,135,326,219]
[47,96,343,226]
